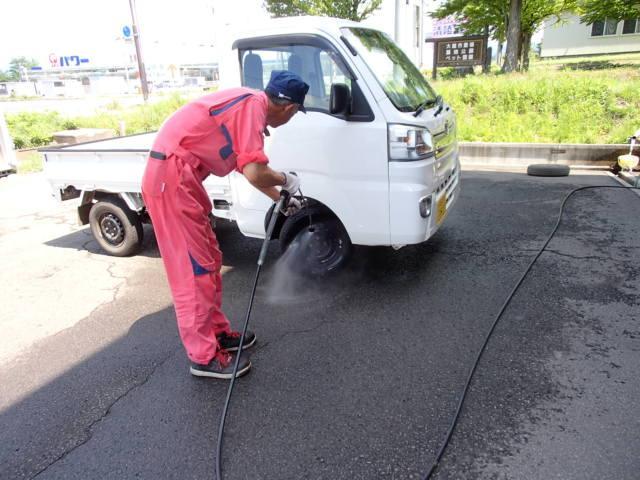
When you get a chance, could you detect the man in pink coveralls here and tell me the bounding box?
[142,70,308,379]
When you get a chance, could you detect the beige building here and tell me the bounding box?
[541,13,640,57]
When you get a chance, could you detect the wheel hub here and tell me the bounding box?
[297,225,345,274]
[99,213,125,245]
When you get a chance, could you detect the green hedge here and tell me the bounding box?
[433,68,640,144]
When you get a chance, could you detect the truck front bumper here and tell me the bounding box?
[388,152,461,246]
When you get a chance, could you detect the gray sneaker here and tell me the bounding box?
[190,350,251,379]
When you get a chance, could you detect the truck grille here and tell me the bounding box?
[435,165,459,211]
[436,166,457,196]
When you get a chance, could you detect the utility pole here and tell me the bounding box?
[128,0,149,101]
[394,0,401,43]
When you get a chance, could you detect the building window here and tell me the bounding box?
[591,18,619,36]
[622,18,640,34]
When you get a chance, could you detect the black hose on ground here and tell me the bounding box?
[215,192,288,480]
[424,184,639,480]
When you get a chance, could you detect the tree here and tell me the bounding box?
[264,0,383,22]
[578,0,640,24]
[434,0,577,72]
[434,0,510,42]
[8,57,39,81]
[503,0,522,72]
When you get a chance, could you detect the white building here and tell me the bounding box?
[541,14,640,57]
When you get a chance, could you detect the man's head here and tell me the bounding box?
[264,70,309,128]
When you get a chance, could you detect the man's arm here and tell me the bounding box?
[242,162,285,201]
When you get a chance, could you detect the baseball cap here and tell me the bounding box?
[265,70,310,113]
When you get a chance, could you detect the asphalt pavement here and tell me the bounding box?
[1,169,639,480]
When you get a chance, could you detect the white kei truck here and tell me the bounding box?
[42,16,461,273]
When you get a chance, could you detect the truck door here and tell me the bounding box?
[233,35,390,245]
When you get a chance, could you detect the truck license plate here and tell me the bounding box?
[436,195,447,224]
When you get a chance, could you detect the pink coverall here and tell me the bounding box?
[141,88,270,365]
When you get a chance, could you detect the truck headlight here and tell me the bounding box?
[388,124,434,161]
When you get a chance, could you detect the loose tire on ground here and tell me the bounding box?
[88,197,144,256]
[527,164,570,177]
[279,206,352,276]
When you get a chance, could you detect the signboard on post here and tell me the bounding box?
[426,35,488,79]
[431,17,462,38]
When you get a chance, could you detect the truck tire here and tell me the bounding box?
[279,206,351,276]
[527,164,570,177]
[89,197,143,256]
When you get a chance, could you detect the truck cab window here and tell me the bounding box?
[241,45,351,114]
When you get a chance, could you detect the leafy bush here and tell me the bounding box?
[6,111,66,148]
[433,65,640,144]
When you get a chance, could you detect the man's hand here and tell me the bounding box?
[281,172,301,194]
[281,197,302,216]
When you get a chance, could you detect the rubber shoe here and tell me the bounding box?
[217,330,256,352]
[189,350,251,379]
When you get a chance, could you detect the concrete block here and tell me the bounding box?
[53,128,114,145]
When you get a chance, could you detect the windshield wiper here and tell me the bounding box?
[413,95,440,117]
[434,96,445,117]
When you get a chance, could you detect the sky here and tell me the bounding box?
[0,1,545,73]
[0,0,271,70]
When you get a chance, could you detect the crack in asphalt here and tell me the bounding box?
[544,249,613,261]
[29,349,179,480]
[77,243,131,316]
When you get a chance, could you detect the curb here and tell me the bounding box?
[459,142,632,169]
[607,172,640,197]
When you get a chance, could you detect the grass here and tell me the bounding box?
[432,53,640,144]
[7,92,197,173]
[6,92,195,150]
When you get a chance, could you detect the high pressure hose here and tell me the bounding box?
[215,190,289,480]
[423,184,639,480]
[214,183,638,480]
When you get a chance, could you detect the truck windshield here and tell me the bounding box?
[341,27,436,112]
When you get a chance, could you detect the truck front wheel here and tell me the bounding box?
[279,207,351,276]
[89,198,143,256]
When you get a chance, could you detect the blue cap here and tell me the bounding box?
[265,70,310,113]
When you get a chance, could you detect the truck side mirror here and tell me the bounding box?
[330,83,350,115]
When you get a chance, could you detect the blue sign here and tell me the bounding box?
[123,25,132,38]
[57,56,90,67]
